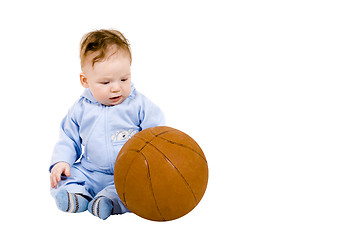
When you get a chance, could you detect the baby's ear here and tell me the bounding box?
[80,73,89,88]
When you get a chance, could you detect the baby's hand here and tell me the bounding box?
[50,162,71,188]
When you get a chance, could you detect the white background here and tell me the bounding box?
[1,0,359,239]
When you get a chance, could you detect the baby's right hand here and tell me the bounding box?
[50,162,71,188]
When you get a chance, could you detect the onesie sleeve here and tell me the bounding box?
[49,101,83,172]
[138,94,165,130]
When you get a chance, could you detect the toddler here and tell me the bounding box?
[49,29,165,220]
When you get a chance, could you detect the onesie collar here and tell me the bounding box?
[81,88,98,104]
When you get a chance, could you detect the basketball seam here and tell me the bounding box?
[150,127,206,163]
[156,135,207,163]
[131,129,178,151]
[149,128,177,137]
[131,135,154,151]
[146,141,198,204]
[122,149,165,221]
[121,149,141,207]
[143,155,166,221]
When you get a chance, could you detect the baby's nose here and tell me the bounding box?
[111,82,121,92]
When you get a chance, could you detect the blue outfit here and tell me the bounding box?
[50,83,165,215]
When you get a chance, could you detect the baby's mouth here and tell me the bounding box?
[110,96,121,101]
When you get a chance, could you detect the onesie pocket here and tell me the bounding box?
[111,129,138,146]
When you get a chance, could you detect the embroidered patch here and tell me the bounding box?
[111,129,138,142]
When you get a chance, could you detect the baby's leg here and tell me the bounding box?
[55,190,90,213]
[88,196,113,220]
[88,184,129,220]
[50,163,93,213]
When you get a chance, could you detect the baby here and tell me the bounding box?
[49,29,165,220]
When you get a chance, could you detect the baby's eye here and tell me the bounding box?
[121,78,128,82]
[101,82,110,85]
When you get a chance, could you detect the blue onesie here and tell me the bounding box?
[50,83,165,217]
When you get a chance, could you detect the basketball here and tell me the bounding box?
[114,126,208,221]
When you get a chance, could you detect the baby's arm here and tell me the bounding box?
[50,162,71,188]
[139,95,165,130]
[50,101,83,185]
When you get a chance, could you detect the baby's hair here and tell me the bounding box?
[80,29,132,68]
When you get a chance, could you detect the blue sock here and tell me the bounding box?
[55,189,90,213]
[88,196,114,220]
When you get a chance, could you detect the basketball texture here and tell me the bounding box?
[114,126,208,221]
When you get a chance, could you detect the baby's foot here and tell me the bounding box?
[88,196,114,220]
[55,189,90,213]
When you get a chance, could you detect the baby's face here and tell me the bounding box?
[80,49,131,106]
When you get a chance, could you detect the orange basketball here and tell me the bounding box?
[114,126,208,221]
